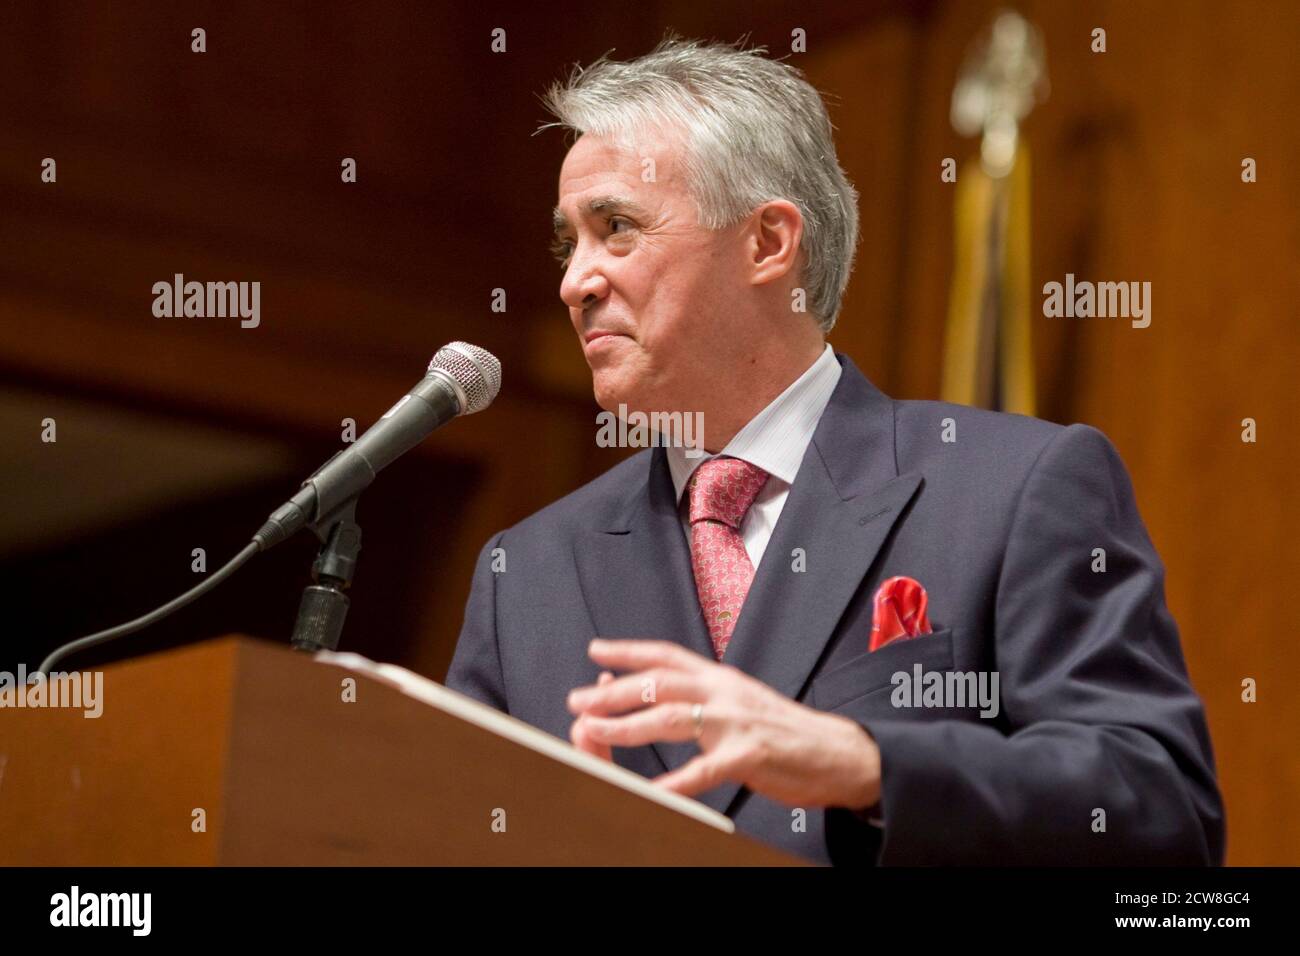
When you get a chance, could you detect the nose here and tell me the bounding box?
[559,254,610,312]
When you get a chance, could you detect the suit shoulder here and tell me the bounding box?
[892,398,1133,492]
[894,398,1059,462]
[893,399,1139,502]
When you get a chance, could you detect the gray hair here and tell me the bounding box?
[540,37,860,331]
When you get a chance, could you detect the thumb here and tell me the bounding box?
[572,713,613,761]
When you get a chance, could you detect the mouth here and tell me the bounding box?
[582,329,627,345]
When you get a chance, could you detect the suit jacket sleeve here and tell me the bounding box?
[445,531,509,711]
[829,424,1225,865]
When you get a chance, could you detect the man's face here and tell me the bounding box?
[552,131,748,415]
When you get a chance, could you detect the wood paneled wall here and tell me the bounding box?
[1,1,1293,863]
[791,0,1299,866]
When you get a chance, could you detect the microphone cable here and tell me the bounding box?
[36,541,261,676]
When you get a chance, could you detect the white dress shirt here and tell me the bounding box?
[665,342,842,567]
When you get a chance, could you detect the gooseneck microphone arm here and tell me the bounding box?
[32,341,502,676]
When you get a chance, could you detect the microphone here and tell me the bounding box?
[254,340,501,551]
[35,341,501,674]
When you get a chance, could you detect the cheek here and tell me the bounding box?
[642,261,718,342]
[616,255,662,306]
[616,233,735,353]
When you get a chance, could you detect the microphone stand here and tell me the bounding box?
[290,496,362,652]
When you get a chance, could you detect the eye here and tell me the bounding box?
[550,238,573,268]
[608,216,632,235]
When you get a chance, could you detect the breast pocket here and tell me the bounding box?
[810,627,956,713]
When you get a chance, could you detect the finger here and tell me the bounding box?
[587,639,714,675]
[583,701,709,748]
[567,668,707,716]
[652,749,747,797]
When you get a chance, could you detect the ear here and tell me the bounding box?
[747,199,804,287]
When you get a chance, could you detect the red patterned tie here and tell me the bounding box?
[686,457,770,660]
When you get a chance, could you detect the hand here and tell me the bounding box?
[566,639,881,810]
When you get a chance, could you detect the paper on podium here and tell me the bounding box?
[313,650,735,834]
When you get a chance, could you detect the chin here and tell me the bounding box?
[591,380,627,414]
[590,369,640,415]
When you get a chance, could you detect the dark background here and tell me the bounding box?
[0,1,1294,864]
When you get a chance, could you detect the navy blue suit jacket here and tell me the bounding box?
[446,353,1225,865]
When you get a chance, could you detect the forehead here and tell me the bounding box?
[554,131,688,223]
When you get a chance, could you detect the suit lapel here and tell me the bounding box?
[574,446,714,777]
[704,356,921,815]
[725,354,916,691]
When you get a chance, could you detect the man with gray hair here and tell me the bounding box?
[448,38,1223,865]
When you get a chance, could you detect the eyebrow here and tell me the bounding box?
[552,195,650,236]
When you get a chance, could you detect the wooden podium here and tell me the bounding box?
[0,636,801,865]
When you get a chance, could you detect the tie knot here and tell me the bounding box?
[687,457,769,529]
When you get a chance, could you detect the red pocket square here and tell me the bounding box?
[869,576,932,652]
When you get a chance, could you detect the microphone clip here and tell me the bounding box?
[289,495,363,653]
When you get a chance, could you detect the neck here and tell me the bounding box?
[698,337,825,453]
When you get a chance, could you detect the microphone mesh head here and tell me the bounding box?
[429,341,502,415]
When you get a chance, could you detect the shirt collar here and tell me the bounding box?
[666,342,842,503]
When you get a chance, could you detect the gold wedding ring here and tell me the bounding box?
[691,702,705,740]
